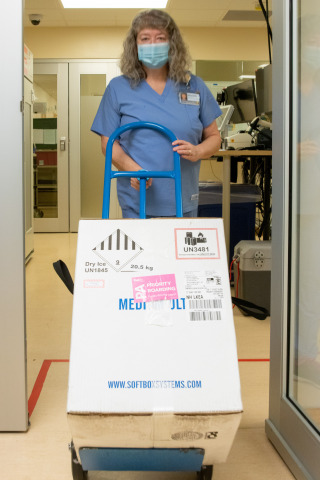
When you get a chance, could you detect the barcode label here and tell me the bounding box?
[188,299,222,309]
[189,311,222,321]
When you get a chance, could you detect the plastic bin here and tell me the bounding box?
[197,182,262,262]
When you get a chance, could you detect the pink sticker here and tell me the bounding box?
[132,274,178,303]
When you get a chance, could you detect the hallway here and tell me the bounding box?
[0,233,295,479]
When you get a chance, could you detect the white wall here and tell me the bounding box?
[0,0,28,431]
[24,26,269,61]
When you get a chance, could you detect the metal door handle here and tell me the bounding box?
[60,137,66,151]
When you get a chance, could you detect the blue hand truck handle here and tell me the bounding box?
[102,121,183,219]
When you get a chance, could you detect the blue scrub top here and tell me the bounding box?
[91,74,221,216]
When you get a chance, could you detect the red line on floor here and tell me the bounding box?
[238,358,270,362]
[28,359,69,418]
[28,357,269,418]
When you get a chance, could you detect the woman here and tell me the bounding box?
[91,9,222,218]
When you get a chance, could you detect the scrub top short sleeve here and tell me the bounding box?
[91,83,121,138]
[91,74,221,216]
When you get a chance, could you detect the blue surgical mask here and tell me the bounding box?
[138,43,169,69]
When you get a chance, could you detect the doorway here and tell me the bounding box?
[33,60,121,233]
[266,0,320,478]
[69,61,121,231]
[33,62,69,232]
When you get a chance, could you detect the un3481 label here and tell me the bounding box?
[183,246,209,253]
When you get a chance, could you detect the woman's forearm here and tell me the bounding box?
[196,132,221,160]
[101,135,142,172]
[101,135,153,190]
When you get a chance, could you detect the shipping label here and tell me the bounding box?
[174,228,220,259]
[185,270,224,322]
[132,273,178,303]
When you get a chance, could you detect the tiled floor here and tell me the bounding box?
[0,233,296,480]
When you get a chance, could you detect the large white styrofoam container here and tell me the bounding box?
[67,218,242,465]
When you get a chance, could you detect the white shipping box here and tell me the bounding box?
[67,218,242,466]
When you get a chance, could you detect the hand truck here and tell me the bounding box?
[70,122,213,480]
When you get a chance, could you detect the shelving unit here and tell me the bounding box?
[33,149,58,218]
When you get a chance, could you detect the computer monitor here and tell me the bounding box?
[224,79,258,124]
[216,105,235,132]
[255,64,272,116]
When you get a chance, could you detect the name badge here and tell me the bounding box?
[179,91,200,105]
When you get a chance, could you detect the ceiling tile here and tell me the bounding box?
[223,10,270,21]
[168,9,227,27]
[24,8,68,27]
[26,0,62,9]
[227,0,272,11]
[168,0,233,9]
[24,0,271,28]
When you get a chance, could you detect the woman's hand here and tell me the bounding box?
[130,177,153,191]
[172,139,200,162]
[172,121,221,162]
[101,135,153,190]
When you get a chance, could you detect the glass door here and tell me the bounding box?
[24,75,34,261]
[69,61,121,232]
[33,62,69,232]
[266,0,320,478]
[288,2,320,434]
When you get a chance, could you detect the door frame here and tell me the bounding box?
[34,59,122,232]
[0,0,28,431]
[266,1,320,478]
[68,60,121,232]
[24,75,34,261]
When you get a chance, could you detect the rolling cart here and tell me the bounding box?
[68,122,218,480]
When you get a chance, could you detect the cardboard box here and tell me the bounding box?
[67,218,242,467]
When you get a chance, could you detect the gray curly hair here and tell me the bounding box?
[120,9,191,85]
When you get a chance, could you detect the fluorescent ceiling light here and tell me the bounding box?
[239,75,256,80]
[61,0,167,7]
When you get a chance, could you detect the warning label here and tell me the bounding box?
[92,228,143,272]
[174,228,220,259]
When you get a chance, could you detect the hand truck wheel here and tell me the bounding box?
[69,441,88,480]
[197,465,213,480]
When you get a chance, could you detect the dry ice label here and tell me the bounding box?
[174,228,220,259]
[92,228,143,272]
